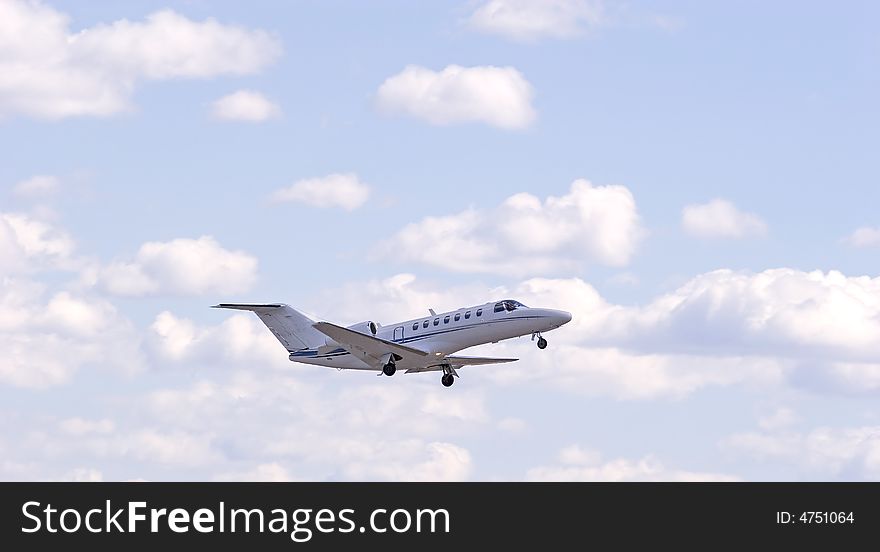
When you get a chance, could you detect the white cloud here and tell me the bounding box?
[527,445,739,481]
[376,64,536,129]
[133,371,479,480]
[376,179,643,276]
[97,236,257,296]
[0,279,145,388]
[270,173,370,211]
[0,1,281,119]
[148,310,289,369]
[724,424,880,479]
[312,268,880,398]
[843,226,880,248]
[481,343,788,400]
[682,198,767,239]
[215,462,295,482]
[210,90,280,122]
[61,468,104,482]
[344,441,472,482]
[600,268,880,361]
[0,212,75,274]
[12,175,59,198]
[467,0,606,41]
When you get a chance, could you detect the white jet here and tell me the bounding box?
[212,299,572,387]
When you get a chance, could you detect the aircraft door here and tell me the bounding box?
[393,326,404,341]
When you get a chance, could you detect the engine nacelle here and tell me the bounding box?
[347,320,379,336]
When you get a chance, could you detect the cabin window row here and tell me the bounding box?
[411,308,482,331]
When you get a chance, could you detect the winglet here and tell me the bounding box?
[429,308,436,316]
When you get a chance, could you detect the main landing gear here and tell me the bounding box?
[440,364,456,388]
[382,361,396,376]
[533,332,548,350]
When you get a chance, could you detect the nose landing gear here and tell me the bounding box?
[532,332,548,350]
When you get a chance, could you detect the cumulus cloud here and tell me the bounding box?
[270,173,370,211]
[682,198,767,239]
[311,267,880,398]
[376,64,536,129]
[12,175,60,198]
[0,212,75,274]
[0,280,145,388]
[376,179,643,276]
[97,236,257,296]
[215,462,295,482]
[527,444,739,481]
[598,268,880,361]
[0,0,281,119]
[467,0,606,41]
[210,90,281,122]
[724,423,880,479]
[148,310,289,369]
[842,226,880,248]
[25,370,481,480]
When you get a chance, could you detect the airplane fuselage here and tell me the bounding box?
[288,300,571,371]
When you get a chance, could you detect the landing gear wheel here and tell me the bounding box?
[383,363,396,376]
[537,337,548,349]
[441,374,454,387]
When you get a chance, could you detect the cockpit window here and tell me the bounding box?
[494,300,528,313]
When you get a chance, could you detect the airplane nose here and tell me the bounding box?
[557,310,572,326]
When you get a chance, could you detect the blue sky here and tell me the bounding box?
[1,0,879,481]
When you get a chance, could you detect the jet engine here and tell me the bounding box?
[346,320,379,336]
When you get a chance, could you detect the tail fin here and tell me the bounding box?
[212,303,326,351]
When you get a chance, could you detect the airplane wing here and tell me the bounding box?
[405,355,518,374]
[312,321,429,367]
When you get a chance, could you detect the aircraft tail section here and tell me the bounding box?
[212,303,326,351]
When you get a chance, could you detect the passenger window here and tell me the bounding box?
[476,308,482,317]
[444,315,450,324]
[465,311,471,319]
[412,322,419,331]
[454,313,461,322]
[423,320,429,329]
[434,318,440,326]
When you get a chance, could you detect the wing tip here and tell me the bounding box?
[212,303,286,310]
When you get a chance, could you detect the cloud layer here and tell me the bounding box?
[97,236,258,296]
[376,64,536,129]
[0,1,281,119]
[527,444,738,481]
[377,179,642,275]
